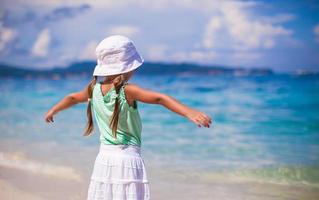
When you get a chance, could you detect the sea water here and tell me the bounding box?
[0,73,318,187]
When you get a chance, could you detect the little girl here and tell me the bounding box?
[44,35,212,200]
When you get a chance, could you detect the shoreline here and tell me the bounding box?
[1,139,319,199]
[1,161,319,200]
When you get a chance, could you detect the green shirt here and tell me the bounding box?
[91,81,142,147]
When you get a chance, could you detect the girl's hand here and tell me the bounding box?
[186,109,213,128]
[44,109,56,123]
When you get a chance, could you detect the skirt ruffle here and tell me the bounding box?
[87,144,150,200]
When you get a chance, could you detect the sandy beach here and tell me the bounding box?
[1,155,319,200]
[0,166,87,200]
[0,139,319,200]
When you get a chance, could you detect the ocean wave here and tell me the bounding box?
[227,164,319,187]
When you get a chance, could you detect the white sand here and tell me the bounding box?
[1,164,319,200]
[0,166,88,200]
[0,179,44,200]
[0,141,318,200]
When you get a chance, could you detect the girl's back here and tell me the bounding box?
[91,81,142,146]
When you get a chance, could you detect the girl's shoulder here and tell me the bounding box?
[124,83,162,105]
[121,82,137,101]
[120,82,139,111]
[122,82,142,91]
[122,82,142,98]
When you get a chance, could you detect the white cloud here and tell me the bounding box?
[147,44,170,61]
[107,25,140,38]
[2,0,84,7]
[31,28,51,57]
[0,0,233,11]
[202,1,293,50]
[146,45,218,64]
[170,50,218,64]
[0,22,17,51]
[232,51,262,62]
[202,17,222,48]
[189,51,218,61]
[0,0,307,69]
[80,41,98,60]
[146,44,218,64]
[314,23,319,43]
[260,13,296,24]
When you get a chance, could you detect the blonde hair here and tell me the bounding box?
[83,73,130,138]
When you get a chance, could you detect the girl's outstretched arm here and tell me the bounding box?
[44,85,89,123]
[125,83,213,128]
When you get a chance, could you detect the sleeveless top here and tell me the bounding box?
[91,81,142,147]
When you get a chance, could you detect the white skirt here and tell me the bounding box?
[86,143,151,200]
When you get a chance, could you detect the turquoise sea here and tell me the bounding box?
[1,73,319,189]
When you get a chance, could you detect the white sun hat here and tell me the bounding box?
[93,35,144,76]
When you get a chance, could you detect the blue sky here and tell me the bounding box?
[0,0,318,72]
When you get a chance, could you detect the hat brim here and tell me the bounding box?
[93,56,144,76]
